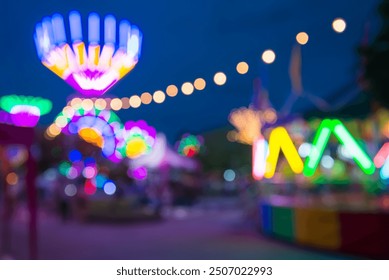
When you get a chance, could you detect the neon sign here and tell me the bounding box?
[34,11,142,97]
[252,119,379,180]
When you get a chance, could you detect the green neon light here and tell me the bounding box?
[303,119,375,177]
[0,95,52,115]
[332,120,375,175]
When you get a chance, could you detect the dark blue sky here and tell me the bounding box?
[0,0,381,143]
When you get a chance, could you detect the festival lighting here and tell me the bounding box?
[84,179,97,195]
[223,169,236,182]
[181,82,194,95]
[264,127,304,178]
[236,62,249,74]
[0,95,52,127]
[64,184,77,197]
[229,107,262,145]
[303,119,375,176]
[296,32,309,45]
[262,50,276,64]
[103,181,116,195]
[374,143,389,168]
[194,78,206,90]
[6,172,18,186]
[131,166,148,180]
[252,137,269,180]
[68,150,83,163]
[176,134,203,157]
[213,72,227,86]
[380,158,389,180]
[332,18,346,33]
[0,110,13,125]
[34,11,142,97]
[123,120,156,159]
[55,107,125,162]
[166,85,178,97]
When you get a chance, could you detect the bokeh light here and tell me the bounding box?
[103,181,117,195]
[64,184,77,197]
[110,98,123,111]
[141,92,152,105]
[296,32,309,45]
[236,62,249,74]
[213,72,227,86]
[6,172,18,185]
[194,78,206,90]
[332,18,346,33]
[129,95,141,108]
[262,50,276,64]
[153,91,166,103]
[181,82,194,95]
[166,85,178,97]
[223,169,236,182]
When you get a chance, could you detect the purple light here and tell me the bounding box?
[10,109,40,127]
[132,166,147,180]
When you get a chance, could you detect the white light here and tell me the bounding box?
[64,184,77,197]
[103,181,116,195]
[223,169,236,182]
[298,143,312,158]
[337,145,353,159]
[262,50,276,64]
[321,155,334,169]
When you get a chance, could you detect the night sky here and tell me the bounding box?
[0,0,381,143]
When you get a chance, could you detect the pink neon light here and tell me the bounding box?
[252,137,268,180]
[374,143,389,168]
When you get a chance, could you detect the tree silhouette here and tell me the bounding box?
[361,0,389,108]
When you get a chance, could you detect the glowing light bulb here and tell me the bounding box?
[236,61,249,74]
[194,78,206,90]
[213,72,227,86]
[332,18,346,33]
[296,32,309,45]
[262,50,276,64]
[181,82,194,95]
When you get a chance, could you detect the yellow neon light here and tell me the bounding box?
[264,126,304,178]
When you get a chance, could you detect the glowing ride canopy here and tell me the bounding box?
[56,107,125,162]
[0,95,52,127]
[34,11,142,97]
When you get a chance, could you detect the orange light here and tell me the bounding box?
[47,124,61,137]
[194,78,206,90]
[78,127,104,148]
[166,85,178,97]
[6,172,18,185]
[296,32,309,45]
[236,62,249,74]
[141,92,152,105]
